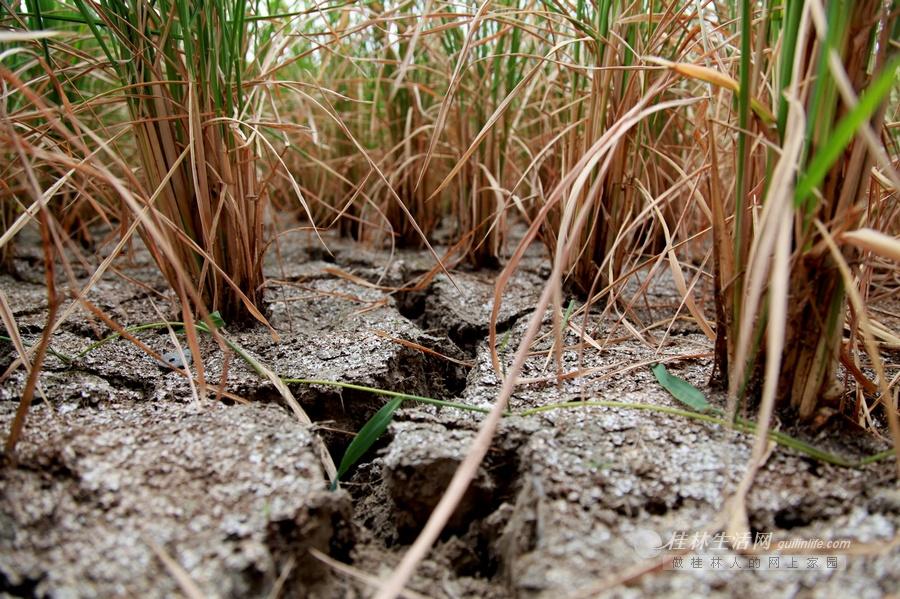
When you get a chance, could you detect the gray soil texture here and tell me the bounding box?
[1,227,898,598]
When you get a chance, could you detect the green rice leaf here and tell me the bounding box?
[207,311,225,330]
[561,299,576,330]
[651,364,711,413]
[334,396,403,487]
[184,311,224,335]
[795,56,900,207]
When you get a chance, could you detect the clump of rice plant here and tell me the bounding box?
[372,1,444,249]
[293,1,540,267]
[314,1,502,263]
[535,1,689,296]
[61,0,291,324]
[705,0,899,436]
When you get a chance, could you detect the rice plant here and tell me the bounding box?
[2,1,898,591]
[31,0,312,325]
[709,0,899,431]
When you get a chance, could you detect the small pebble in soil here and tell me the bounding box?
[157,348,192,369]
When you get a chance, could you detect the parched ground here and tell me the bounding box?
[0,224,898,598]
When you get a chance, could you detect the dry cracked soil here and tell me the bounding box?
[0,225,898,598]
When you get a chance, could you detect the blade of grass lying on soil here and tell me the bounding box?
[281,379,492,415]
[150,299,200,404]
[518,401,894,469]
[289,376,893,478]
[651,363,712,413]
[287,377,498,486]
[16,312,896,480]
[72,311,225,359]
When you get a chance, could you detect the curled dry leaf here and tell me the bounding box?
[841,229,900,263]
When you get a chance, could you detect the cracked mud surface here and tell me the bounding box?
[1,226,898,598]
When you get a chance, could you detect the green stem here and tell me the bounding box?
[74,321,179,359]
[514,401,892,469]
[1,334,73,363]
[281,378,492,414]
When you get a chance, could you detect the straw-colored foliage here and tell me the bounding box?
[1,1,898,594]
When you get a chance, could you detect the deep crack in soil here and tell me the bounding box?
[1,229,898,598]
